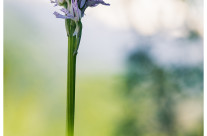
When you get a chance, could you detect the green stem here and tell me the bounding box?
[67,35,77,136]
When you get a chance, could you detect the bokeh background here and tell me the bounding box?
[4,0,203,136]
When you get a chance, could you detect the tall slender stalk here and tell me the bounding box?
[65,18,81,136]
[67,35,77,136]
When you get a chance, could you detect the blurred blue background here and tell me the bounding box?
[4,0,203,136]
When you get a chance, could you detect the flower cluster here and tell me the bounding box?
[51,0,110,21]
[51,0,109,37]
[51,0,109,54]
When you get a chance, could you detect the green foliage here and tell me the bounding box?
[115,47,203,136]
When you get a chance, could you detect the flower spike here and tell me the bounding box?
[51,0,110,20]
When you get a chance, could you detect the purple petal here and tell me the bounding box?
[80,0,86,8]
[86,0,110,7]
[60,8,70,15]
[53,12,73,19]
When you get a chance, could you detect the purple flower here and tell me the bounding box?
[51,0,110,20]
[51,0,109,36]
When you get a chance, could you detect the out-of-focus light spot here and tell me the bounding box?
[90,0,202,36]
[86,0,130,30]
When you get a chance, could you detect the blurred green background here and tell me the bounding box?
[4,0,203,136]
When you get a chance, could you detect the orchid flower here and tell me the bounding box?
[51,0,110,19]
[51,0,109,36]
[51,0,109,52]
